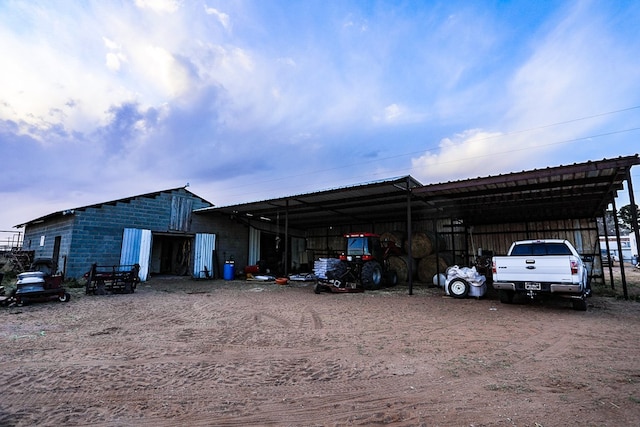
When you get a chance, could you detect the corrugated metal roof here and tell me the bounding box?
[414,155,640,225]
[197,155,640,229]
[195,176,425,229]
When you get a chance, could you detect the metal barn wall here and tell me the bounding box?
[303,217,600,283]
[304,218,458,261]
[196,213,250,272]
[466,219,599,257]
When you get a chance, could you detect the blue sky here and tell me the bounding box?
[1,0,639,237]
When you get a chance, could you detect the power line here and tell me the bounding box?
[219,106,640,195]
[220,126,640,203]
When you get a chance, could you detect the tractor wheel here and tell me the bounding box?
[361,261,382,290]
[59,292,71,303]
[384,270,398,287]
[448,279,470,299]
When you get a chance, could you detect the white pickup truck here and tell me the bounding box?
[491,239,590,310]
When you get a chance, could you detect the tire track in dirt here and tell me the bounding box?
[3,282,640,426]
[298,305,323,330]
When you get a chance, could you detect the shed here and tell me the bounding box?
[17,187,214,280]
[199,155,640,294]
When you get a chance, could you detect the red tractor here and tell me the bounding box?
[315,232,398,293]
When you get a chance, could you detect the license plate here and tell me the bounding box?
[525,282,541,290]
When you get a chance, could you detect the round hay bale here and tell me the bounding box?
[405,232,432,258]
[380,231,405,253]
[417,254,449,284]
[405,231,445,258]
[438,250,455,266]
[387,255,416,282]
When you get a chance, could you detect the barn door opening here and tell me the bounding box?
[150,234,192,276]
[120,228,152,281]
[52,236,62,274]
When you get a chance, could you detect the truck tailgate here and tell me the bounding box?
[494,256,576,283]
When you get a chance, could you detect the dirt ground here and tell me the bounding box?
[2,266,640,427]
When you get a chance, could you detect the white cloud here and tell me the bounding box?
[411,129,511,182]
[135,0,182,14]
[204,5,230,29]
[383,104,402,122]
[137,44,192,98]
[410,2,640,183]
[0,25,121,136]
[106,52,122,71]
[103,37,120,51]
[1,0,638,232]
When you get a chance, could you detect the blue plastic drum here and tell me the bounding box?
[223,261,235,280]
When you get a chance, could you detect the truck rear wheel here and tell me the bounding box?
[499,290,514,304]
[572,298,587,311]
[362,261,382,290]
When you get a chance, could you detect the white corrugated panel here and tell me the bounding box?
[120,228,152,281]
[193,233,216,279]
[249,227,260,265]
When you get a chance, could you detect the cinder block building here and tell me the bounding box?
[18,187,218,280]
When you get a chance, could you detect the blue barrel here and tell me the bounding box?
[223,261,235,280]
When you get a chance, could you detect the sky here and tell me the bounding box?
[1,0,640,241]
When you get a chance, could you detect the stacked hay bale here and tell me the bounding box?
[408,232,449,284]
[381,231,412,283]
[383,230,450,284]
[387,254,416,283]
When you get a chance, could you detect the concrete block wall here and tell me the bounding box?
[20,189,213,279]
[22,215,75,273]
[194,212,249,273]
[66,189,212,278]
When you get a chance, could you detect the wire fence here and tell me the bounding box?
[0,230,23,253]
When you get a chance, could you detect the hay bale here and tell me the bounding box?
[387,255,416,282]
[405,232,445,259]
[417,254,449,283]
[438,250,455,266]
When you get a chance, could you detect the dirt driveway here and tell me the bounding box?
[2,273,640,426]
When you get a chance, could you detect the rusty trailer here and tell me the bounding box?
[85,263,140,295]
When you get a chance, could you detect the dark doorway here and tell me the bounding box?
[52,236,61,273]
[150,234,192,276]
[260,232,281,275]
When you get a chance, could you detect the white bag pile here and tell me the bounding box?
[444,265,488,298]
[445,265,486,285]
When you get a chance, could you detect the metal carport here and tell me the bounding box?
[198,154,640,296]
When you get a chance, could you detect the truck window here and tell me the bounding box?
[510,242,572,256]
[511,244,533,256]
[545,243,572,255]
[532,244,546,256]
